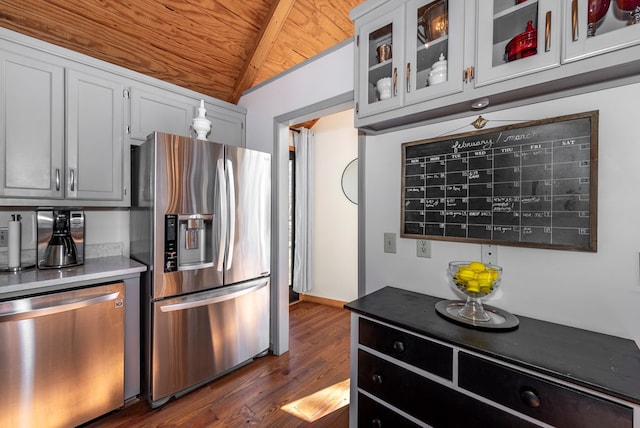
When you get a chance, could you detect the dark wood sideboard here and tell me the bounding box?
[345,287,640,427]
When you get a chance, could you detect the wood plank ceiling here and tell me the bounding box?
[0,0,364,104]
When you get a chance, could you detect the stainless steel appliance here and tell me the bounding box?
[37,209,85,269]
[0,282,125,427]
[130,132,271,407]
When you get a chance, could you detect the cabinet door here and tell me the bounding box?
[130,85,193,142]
[563,0,640,62]
[0,49,64,199]
[355,6,405,118]
[404,0,465,105]
[204,101,245,147]
[66,68,126,202]
[475,0,561,87]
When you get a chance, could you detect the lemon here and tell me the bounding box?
[457,268,476,282]
[469,261,486,272]
[465,279,480,293]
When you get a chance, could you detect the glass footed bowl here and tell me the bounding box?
[447,261,503,322]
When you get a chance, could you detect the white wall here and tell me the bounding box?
[365,83,640,343]
[239,42,355,353]
[308,109,358,303]
[241,38,640,350]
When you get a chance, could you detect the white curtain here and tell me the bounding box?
[293,128,313,293]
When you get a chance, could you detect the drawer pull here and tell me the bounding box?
[371,373,383,385]
[392,340,405,353]
[520,389,541,408]
[371,418,383,428]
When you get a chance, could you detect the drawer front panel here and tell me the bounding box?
[458,352,633,428]
[358,349,537,427]
[359,317,452,380]
[358,392,422,428]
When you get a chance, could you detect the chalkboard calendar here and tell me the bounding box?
[401,111,598,251]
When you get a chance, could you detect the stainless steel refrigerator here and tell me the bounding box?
[130,132,271,408]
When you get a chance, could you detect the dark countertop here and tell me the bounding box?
[0,256,147,300]
[345,286,640,405]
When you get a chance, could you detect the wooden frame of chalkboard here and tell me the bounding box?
[401,111,598,252]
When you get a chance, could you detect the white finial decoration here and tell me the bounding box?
[192,100,211,140]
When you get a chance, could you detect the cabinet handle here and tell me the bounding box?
[392,340,405,353]
[70,168,75,192]
[572,0,579,41]
[371,373,383,385]
[545,11,552,52]
[406,63,411,93]
[55,168,60,191]
[520,389,541,408]
[371,418,383,428]
[392,67,398,96]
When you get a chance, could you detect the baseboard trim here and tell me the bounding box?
[299,294,347,308]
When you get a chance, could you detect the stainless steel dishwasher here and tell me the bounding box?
[0,281,125,428]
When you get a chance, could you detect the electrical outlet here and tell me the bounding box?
[481,244,498,265]
[383,232,396,254]
[0,227,7,248]
[417,239,431,258]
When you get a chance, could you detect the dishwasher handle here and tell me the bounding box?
[160,279,268,312]
[0,291,121,322]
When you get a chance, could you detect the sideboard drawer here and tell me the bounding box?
[358,349,537,427]
[359,317,452,380]
[357,393,422,428]
[458,352,633,428]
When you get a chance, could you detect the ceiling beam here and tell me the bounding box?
[229,0,297,103]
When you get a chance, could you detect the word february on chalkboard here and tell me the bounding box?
[401,111,598,252]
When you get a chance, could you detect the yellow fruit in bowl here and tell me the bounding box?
[469,261,486,272]
[451,261,501,295]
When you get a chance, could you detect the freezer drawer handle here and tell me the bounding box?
[160,279,269,312]
[0,291,120,322]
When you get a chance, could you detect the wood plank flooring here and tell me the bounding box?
[87,302,351,427]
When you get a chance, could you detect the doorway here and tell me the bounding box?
[287,109,358,305]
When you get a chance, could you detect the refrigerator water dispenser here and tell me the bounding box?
[163,213,213,272]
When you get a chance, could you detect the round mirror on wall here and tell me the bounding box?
[341,158,358,204]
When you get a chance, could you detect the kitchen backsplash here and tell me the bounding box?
[0,208,128,268]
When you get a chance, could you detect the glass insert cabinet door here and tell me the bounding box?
[563,0,640,62]
[356,7,404,118]
[404,0,464,105]
[475,0,561,87]
[355,0,463,118]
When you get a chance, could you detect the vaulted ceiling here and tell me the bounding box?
[0,0,364,104]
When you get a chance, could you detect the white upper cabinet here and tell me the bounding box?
[66,68,126,203]
[355,5,405,117]
[0,48,65,200]
[475,0,562,87]
[405,0,465,104]
[354,0,464,118]
[563,0,640,62]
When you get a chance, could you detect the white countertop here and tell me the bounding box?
[0,256,147,298]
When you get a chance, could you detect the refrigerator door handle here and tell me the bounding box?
[217,158,227,272]
[159,279,269,312]
[0,291,121,322]
[226,159,236,270]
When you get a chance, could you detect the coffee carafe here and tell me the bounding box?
[37,209,85,269]
[44,213,78,267]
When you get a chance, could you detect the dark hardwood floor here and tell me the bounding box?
[87,302,351,427]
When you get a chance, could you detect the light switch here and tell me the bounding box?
[384,232,396,254]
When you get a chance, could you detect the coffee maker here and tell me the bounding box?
[37,209,85,269]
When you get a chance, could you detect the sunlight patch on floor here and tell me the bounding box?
[280,378,350,422]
